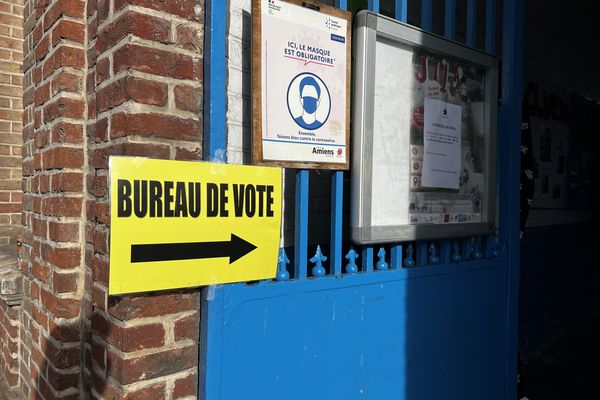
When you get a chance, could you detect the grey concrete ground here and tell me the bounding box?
[519,318,600,399]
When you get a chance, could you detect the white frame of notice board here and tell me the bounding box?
[350,11,499,244]
[251,0,351,170]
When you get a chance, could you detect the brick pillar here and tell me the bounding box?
[86,0,204,398]
[20,0,88,398]
[0,0,24,244]
[20,0,205,397]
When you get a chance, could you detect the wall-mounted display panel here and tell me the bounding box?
[351,11,499,244]
[252,0,351,169]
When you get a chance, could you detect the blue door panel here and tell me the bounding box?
[213,263,505,399]
[202,0,523,396]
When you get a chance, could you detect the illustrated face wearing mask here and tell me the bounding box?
[299,77,321,116]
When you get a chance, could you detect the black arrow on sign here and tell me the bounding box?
[130,234,257,264]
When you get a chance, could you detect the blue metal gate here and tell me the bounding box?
[200,0,523,398]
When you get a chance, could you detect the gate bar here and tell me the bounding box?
[421,0,432,30]
[466,0,477,47]
[362,246,373,272]
[330,0,349,277]
[335,0,347,10]
[396,0,407,22]
[368,0,380,13]
[445,0,456,39]
[485,0,496,53]
[330,171,344,275]
[499,0,524,396]
[203,0,227,162]
[295,170,309,279]
[390,245,403,269]
[442,0,456,266]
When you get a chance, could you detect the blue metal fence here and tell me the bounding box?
[201,0,523,397]
[204,0,520,280]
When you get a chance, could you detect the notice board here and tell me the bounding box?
[350,11,499,244]
[252,0,351,169]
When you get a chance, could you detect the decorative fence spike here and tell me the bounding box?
[451,241,462,262]
[471,237,482,259]
[345,248,359,274]
[428,243,440,265]
[376,247,389,270]
[403,244,415,267]
[310,245,327,277]
[276,248,290,281]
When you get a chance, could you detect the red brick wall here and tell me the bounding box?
[0,0,23,245]
[19,0,205,398]
[19,0,88,397]
[86,0,203,397]
[0,297,20,389]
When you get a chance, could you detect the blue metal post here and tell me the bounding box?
[368,0,380,13]
[333,1,347,277]
[499,0,524,396]
[417,0,432,268]
[203,0,227,162]
[444,0,456,39]
[199,287,224,398]
[362,246,373,272]
[335,0,347,10]
[485,0,496,54]
[330,172,344,276]
[416,242,427,266]
[421,0,432,31]
[200,2,228,396]
[441,0,456,265]
[484,235,495,259]
[484,0,497,260]
[395,0,407,22]
[462,238,472,261]
[466,0,476,47]
[390,245,402,269]
[440,241,451,264]
[294,170,309,279]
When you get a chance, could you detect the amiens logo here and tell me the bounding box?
[312,147,334,156]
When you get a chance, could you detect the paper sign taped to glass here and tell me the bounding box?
[409,51,487,226]
[351,11,498,243]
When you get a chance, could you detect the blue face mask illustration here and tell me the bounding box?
[302,97,319,114]
[289,74,330,131]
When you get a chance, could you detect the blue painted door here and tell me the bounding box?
[200,0,523,399]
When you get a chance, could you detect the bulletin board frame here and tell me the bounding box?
[251,0,352,170]
[350,11,499,244]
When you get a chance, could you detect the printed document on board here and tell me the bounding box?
[421,98,462,189]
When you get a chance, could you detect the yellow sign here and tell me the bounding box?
[109,157,282,295]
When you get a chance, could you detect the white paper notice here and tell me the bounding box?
[421,98,462,189]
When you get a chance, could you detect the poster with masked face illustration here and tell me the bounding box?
[252,0,351,169]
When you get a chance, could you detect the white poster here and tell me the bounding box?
[421,98,462,189]
[260,0,348,164]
